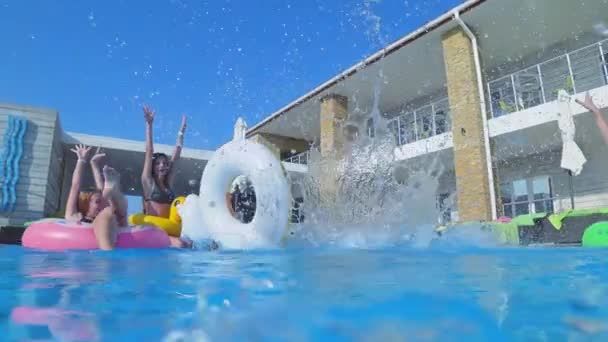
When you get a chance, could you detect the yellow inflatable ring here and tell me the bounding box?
[129,196,185,237]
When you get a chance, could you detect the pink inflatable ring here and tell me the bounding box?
[22,218,170,251]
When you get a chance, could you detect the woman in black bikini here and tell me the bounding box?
[141,105,190,248]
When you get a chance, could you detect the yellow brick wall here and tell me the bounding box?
[319,94,348,204]
[442,28,493,222]
[320,94,348,158]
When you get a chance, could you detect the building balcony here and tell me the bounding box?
[281,151,309,175]
[283,150,309,165]
[387,97,452,147]
[488,39,608,118]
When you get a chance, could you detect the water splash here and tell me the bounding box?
[281,0,502,250]
[285,66,446,249]
[178,0,502,251]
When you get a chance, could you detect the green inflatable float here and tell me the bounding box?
[582,221,608,247]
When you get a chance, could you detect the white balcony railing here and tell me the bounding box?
[488,39,608,117]
[387,97,452,146]
[283,151,309,165]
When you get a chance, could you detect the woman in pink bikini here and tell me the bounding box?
[64,144,127,250]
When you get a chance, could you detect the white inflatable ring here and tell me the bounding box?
[197,139,291,249]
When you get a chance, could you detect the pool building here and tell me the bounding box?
[2,0,608,244]
[247,0,608,228]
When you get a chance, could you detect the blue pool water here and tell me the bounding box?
[2,244,608,341]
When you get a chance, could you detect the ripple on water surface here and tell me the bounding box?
[1,245,608,341]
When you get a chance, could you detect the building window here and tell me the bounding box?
[416,106,434,139]
[402,113,417,144]
[366,117,375,138]
[436,193,452,225]
[514,68,543,109]
[433,98,451,135]
[489,78,518,117]
[290,197,304,223]
[434,110,448,135]
[501,176,554,218]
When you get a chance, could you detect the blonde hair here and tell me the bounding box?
[78,191,101,217]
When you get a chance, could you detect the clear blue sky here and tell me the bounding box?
[0,0,463,150]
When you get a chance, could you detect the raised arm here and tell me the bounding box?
[576,92,608,145]
[90,147,106,191]
[141,106,155,188]
[169,115,187,185]
[65,145,92,220]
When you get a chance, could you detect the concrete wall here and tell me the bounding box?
[45,121,65,216]
[484,32,604,81]
[497,144,608,213]
[383,88,449,120]
[250,132,311,160]
[0,103,62,226]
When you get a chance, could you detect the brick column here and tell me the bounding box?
[319,94,348,203]
[442,28,493,222]
[320,94,348,158]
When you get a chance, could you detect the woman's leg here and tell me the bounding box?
[102,166,128,227]
[92,207,118,250]
[92,166,127,251]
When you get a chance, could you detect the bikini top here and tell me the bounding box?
[145,181,175,205]
[81,216,94,224]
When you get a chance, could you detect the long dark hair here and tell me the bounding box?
[151,152,170,187]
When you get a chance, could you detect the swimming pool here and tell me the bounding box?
[2,244,608,341]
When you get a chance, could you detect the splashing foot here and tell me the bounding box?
[102,166,121,202]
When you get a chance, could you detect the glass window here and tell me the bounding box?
[415,106,434,140]
[514,202,530,216]
[533,200,554,215]
[489,77,517,117]
[290,198,304,223]
[569,45,606,93]
[500,176,554,217]
[402,112,417,144]
[540,56,572,101]
[389,98,452,144]
[503,204,514,218]
[501,182,513,205]
[532,176,552,200]
[514,67,543,109]
[433,99,451,135]
[366,118,375,138]
[513,179,528,203]
[387,119,400,145]
[436,193,452,225]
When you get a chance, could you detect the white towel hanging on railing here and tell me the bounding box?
[557,90,587,176]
